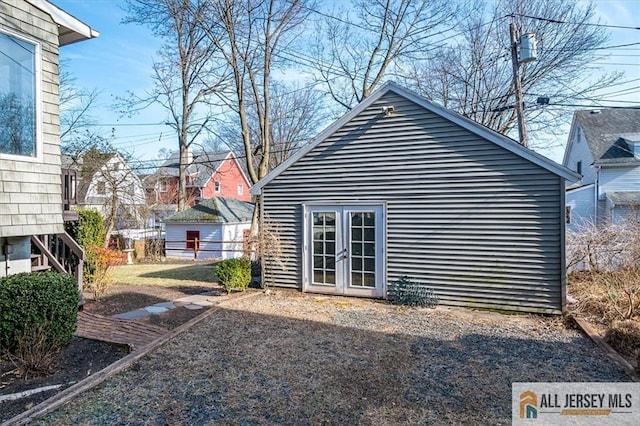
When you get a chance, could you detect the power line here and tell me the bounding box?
[509,13,640,30]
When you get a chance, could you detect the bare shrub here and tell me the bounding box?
[249,219,285,289]
[4,323,61,380]
[571,269,640,324]
[567,219,637,272]
[605,320,640,359]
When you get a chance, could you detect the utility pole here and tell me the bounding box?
[510,22,528,147]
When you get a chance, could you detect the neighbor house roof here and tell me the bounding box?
[252,82,579,194]
[573,109,640,165]
[164,197,254,223]
[606,191,640,207]
[26,0,99,45]
[151,151,247,189]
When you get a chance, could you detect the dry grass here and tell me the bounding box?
[569,270,640,324]
[569,269,640,360]
[111,261,218,288]
[605,320,640,359]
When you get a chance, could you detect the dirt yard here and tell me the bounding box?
[39,290,631,425]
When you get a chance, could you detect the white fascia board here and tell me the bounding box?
[26,0,99,45]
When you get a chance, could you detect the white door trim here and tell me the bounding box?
[302,203,386,298]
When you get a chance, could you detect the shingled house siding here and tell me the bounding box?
[0,0,64,238]
[261,92,565,313]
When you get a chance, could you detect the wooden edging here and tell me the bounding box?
[3,291,262,426]
[570,315,640,382]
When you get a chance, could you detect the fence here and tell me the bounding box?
[163,238,250,260]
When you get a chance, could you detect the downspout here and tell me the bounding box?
[2,240,10,276]
[594,164,600,224]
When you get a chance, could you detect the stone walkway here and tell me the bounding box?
[75,291,228,351]
[113,291,227,320]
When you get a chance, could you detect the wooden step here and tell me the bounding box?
[31,265,51,272]
[75,311,167,352]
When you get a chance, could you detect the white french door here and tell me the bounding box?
[303,204,385,298]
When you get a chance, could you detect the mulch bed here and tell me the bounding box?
[39,290,632,425]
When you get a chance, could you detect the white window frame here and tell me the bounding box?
[214,181,221,193]
[0,27,43,163]
[237,183,243,195]
[158,180,168,193]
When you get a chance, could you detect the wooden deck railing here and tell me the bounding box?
[31,232,84,300]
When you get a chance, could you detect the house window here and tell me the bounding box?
[214,181,221,193]
[0,30,40,158]
[237,183,244,195]
[576,161,582,175]
[158,180,168,193]
[186,230,200,250]
[96,181,106,195]
[565,206,571,224]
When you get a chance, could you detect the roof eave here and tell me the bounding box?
[251,82,580,194]
[26,0,99,46]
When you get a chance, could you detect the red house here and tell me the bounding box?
[144,151,251,226]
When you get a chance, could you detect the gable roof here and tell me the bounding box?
[164,197,254,223]
[571,109,640,165]
[26,0,99,46]
[152,151,249,189]
[252,82,579,195]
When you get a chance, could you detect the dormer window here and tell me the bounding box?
[0,30,40,159]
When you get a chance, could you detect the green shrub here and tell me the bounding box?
[215,258,251,294]
[65,209,106,247]
[0,272,78,353]
[388,275,439,308]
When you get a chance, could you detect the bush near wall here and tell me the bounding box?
[215,258,251,294]
[0,272,78,353]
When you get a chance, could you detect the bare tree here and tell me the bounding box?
[405,0,620,149]
[200,0,312,233]
[310,0,455,111]
[122,0,228,212]
[209,81,329,172]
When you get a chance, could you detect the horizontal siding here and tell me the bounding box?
[262,92,564,313]
[166,224,222,259]
[0,1,63,238]
[599,166,640,196]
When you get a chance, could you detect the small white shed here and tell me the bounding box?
[164,197,253,260]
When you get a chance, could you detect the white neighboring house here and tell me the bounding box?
[64,152,147,231]
[164,197,253,260]
[563,109,640,232]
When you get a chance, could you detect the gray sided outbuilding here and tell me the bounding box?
[252,83,578,314]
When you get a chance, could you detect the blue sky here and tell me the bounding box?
[54,0,640,166]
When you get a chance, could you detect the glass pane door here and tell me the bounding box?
[349,212,376,288]
[312,212,336,285]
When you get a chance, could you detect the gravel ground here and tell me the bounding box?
[39,289,631,425]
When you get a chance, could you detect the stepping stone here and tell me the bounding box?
[183,304,204,310]
[152,302,176,309]
[114,309,150,320]
[145,306,169,314]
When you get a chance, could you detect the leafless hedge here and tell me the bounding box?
[567,218,640,273]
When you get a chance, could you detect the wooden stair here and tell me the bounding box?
[75,311,167,352]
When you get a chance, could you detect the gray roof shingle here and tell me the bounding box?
[165,197,254,223]
[154,151,230,188]
[574,109,640,165]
